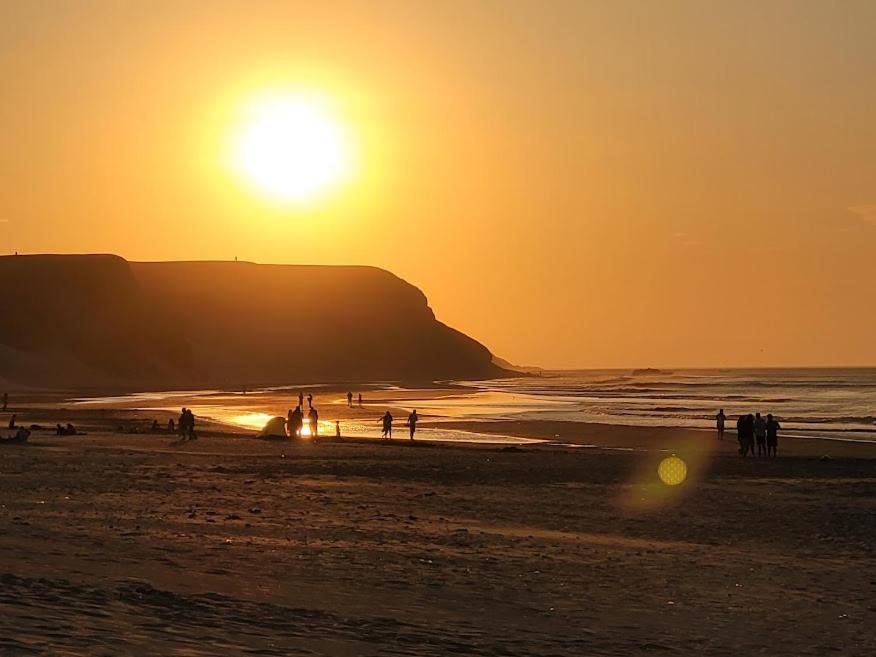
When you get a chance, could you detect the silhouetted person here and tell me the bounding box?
[56,423,64,436]
[358,393,363,407]
[309,406,319,439]
[2,392,7,411]
[65,423,77,436]
[335,421,341,439]
[298,391,304,409]
[307,393,313,409]
[766,414,781,457]
[178,408,188,439]
[8,414,16,430]
[151,419,159,432]
[716,409,726,440]
[347,391,353,408]
[754,412,767,457]
[168,418,175,433]
[382,411,393,439]
[736,415,745,454]
[738,414,756,456]
[288,406,303,438]
[185,410,197,440]
[407,410,419,440]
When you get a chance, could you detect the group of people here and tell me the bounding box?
[380,409,418,440]
[287,393,320,438]
[281,391,418,441]
[716,408,781,457]
[177,408,197,440]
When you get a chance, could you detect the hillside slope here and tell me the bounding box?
[0,254,503,389]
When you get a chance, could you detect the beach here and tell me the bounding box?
[1,389,874,656]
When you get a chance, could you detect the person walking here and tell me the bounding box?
[347,391,353,408]
[381,411,393,440]
[716,408,726,440]
[407,409,419,440]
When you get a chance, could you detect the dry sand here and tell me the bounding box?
[0,398,874,656]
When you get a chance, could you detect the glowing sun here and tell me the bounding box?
[229,92,355,204]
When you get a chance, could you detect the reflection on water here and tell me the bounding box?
[226,412,274,431]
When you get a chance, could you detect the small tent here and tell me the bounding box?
[257,416,288,439]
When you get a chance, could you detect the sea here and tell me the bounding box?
[451,368,876,443]
[73,368,876,445]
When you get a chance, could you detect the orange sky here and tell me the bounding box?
[1,1,874,369]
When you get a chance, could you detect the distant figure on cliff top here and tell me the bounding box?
[308,406,319,438]
[347,391,353,408]
[382,411,393,439]
[716,409,726,440]
[407,410,419,440]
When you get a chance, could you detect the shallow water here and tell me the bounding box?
[70,367,876,445]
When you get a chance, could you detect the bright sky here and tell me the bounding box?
[1,1,874,368]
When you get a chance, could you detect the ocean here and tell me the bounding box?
[450,368,876,443]
[71,368,876,445]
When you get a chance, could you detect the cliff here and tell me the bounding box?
[0,254,504,389]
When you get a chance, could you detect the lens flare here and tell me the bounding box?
[657,455,688,486]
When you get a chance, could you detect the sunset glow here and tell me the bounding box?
[228,92,355,205]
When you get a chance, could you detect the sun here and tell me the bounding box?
[229,91,355,205]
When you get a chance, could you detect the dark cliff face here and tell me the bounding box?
[0,254,502,389]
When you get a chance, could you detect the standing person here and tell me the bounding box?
[358,393,363,407]
[298,391,304,410]
[287,408,295,438]
[381,411,393,439]
[754,412,767,457]
[736,414,745,455]
[178,408,188,439]
[309,406,319,439]
[407,409,419,440]
[167,418,175,433]
[289,406,303,438]
[347,391,353,408]
[307,393,313,409]
[766,414,781,457]
[335,421,341,439]
[745,414,756,456]
[2,392,7,411]
[716,409,726,440]
[186,409,197,440]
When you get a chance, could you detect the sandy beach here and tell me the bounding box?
[1,392,874,656]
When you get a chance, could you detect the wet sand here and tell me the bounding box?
[1,399,874,655]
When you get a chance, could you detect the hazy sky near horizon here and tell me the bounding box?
[1,1,875,369]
